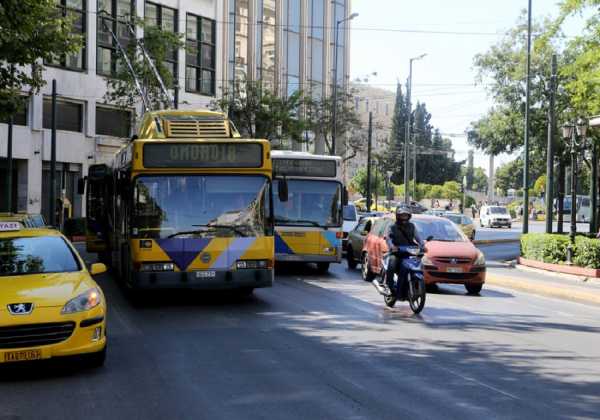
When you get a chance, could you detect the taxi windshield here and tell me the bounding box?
[0,236,81,276]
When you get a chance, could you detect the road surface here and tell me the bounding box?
[2,248,600,419]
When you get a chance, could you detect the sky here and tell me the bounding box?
[350,0,586,174]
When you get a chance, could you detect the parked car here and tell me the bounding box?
[443,213,476,241]
[342,204,360,253]
[480,205,512,228]
[346,216,378,269]
[361,215,486,294]
[0,221,107,367]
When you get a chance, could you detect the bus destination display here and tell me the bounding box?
[143,143,263,168]
[274,159,337,177]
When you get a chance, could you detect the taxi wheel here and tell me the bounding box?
[85,346,106,368]
[361,253,375,282]
[346,246,358,269]
[465,283,483,295]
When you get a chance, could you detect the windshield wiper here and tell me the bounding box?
[275,217,322,227]
[167,228,210,239]
[194,223,249,237]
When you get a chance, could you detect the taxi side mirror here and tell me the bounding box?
[90,263,107,276]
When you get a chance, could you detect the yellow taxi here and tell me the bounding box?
[0,221,107,367]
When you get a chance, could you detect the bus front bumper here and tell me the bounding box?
[131,269,273,290]
[276,253,341,263]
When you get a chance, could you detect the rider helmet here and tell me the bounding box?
[395,206,412,220]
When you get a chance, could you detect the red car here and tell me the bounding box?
[361,215,486,294]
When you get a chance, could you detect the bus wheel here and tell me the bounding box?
[316,262,330,273]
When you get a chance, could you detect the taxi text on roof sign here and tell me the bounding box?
[0,222,21,231]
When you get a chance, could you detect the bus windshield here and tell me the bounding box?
[133,175,269,239]
[273,179,342,227]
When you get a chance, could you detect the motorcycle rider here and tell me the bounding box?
[384,207,422,296]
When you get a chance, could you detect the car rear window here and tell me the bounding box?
[0,236,81,276]
[413,219,468,242]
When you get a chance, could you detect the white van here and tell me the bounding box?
[480,205,512,228]
[342,204,359,252]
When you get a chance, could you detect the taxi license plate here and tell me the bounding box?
[447,267,464,273]
[195,271,216,278]
[4,349,42,362]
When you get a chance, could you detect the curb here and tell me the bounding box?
[486,273,600,306]
[473,238,520,245]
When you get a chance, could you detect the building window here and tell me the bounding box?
[256,0,276,91]
[48,0,86,70]
[229,0,249,86]
[97,0,135,76]
[145,2,178,81]
[96,106,131,137]
[43,98,83,133]
[284,0,301,97]
[186,14,216,96]
[1,101,28,126]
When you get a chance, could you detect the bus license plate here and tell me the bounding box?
[196,271,216,279]
[447,267,463,273]
[4,349,42,362]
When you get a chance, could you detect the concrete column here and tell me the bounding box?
[27,147,42,214]
[488,154,495,202]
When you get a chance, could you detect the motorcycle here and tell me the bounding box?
[372,245,426,314]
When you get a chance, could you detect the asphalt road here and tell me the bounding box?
[2,253,600,419]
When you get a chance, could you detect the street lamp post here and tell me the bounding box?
[562,118,588,264]
[404,53,427,204]
[331,12,358,156]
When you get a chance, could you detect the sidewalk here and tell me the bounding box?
[487,264,600,306]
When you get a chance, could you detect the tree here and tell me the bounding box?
[458,166,488,192]
[104,21,184,116]
[0,0,81,120]
[213,80,307,145]
[305,88,362,158]
[349,167,385,198]
[467,11,580,192]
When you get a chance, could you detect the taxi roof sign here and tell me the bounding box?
[0,222,22,231]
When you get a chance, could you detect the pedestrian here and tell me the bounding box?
[471,204,477,219]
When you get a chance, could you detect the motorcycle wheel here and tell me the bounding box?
[407,274,426,314]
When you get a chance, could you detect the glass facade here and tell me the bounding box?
[283,0,301,97]
[331,0,347,87]
[256,0,277,91]
[229,0,250,85]
[308,0,325,98]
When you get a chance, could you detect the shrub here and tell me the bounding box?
[63,218,86,237]
[521,233,600,268]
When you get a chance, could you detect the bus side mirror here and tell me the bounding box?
[342,187,349,206]
[77,178,86,195]
[278,177,289,202]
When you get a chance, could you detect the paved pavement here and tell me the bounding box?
[2,250,600,419]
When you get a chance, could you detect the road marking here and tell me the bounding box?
[433,364,521,400]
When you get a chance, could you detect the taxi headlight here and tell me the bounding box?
[474,251,486,266]
[62,288,102,314]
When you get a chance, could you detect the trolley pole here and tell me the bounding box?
[6,115,13,212]
[545,54,557,233]
[522,0,532,234]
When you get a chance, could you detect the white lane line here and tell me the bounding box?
[433,364,521,401]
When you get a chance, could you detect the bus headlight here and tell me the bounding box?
[236,260,270,269]
[140,262,175,272]
[62,288,102,314]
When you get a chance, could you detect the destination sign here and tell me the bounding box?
[143,143,263,168]
[273,158,337,177]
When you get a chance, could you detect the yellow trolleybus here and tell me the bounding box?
[271,151,346,272]
[82,110,275,294]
